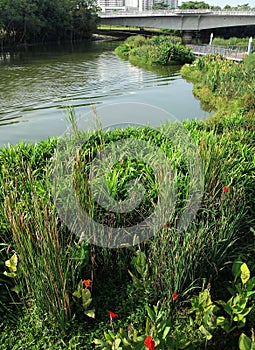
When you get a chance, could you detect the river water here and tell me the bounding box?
[0,40,208,148]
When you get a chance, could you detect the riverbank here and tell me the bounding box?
[180,53,255,128]
[1,50,255,349]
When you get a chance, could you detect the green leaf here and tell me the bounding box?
[81,288,92,309]
[232,258,243,279]
[122,338,132,346]
[113,338,121,348]
[3,271,16,278]
[5,253,18,273]
[162,326,171,339]
[94,338,108,346]
[204,306,218,330]
[239,333,252,350]
[199,325,212,340]
[246,276,255,291]
[85,309,95,318]
[11,285,21,294]
[241,263,250,285]
[72,290,81,298]
[104,331,115,343]
[146,305,156,322]
[217,300,233,316]
[217,316,227,328]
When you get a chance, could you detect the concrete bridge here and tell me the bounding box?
[99,9,255,31]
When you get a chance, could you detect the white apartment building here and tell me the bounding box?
[98,0,178,12]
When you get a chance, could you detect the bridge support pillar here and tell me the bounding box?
[182,30,193,45]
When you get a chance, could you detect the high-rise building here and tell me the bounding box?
[98,0,125,12]
[98,0,178,12]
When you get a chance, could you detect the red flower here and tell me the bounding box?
[172,292,179,300]
[223,186,229,193]
[82,279,92,288]
[108,311,118,319]
[144,335,155,350]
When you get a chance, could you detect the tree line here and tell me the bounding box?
[178,1,253,10]
[0,0,99,49]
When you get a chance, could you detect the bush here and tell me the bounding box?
[115,35,195,66]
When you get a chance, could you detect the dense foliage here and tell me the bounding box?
[115,35,195,66]
[178,1,218,10]
[1,46,255,349]
[0,0,99,48]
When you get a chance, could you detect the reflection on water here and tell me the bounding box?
[0,40,208,147]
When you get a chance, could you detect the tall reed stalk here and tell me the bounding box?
[2,161,73,327]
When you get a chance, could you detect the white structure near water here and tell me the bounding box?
[98,0,178,13]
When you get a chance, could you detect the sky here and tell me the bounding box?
[179,0,255,7]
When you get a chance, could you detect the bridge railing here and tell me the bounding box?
[99,9,255,17]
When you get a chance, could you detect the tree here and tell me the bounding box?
[0,0,99,48]
[211,5,221,10]
[178,1,211,9]
[236,3,251,10]
[152,1,168,10]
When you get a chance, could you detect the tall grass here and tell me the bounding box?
[0,108,254,331]
[148,121,253,305]
[0,140,92,328]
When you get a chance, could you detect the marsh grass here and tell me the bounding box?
[2,164,73,326]
[0,106,254,345]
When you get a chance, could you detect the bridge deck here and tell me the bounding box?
[100,9,255,17]
[99,10,255,31]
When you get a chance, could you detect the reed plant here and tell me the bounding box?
[0,105,255,346]
[0,139,93,328]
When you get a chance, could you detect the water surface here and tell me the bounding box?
[0,40,208,147]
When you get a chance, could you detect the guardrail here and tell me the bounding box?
[188,44,248,61]
[99,9,255,17]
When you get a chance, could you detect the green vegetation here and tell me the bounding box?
[1,41,255,349]
[181,53,255,122]
[115,35,195,66]
[0,0,99,48]
[212,37,251,47]
[178,1,220,10]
